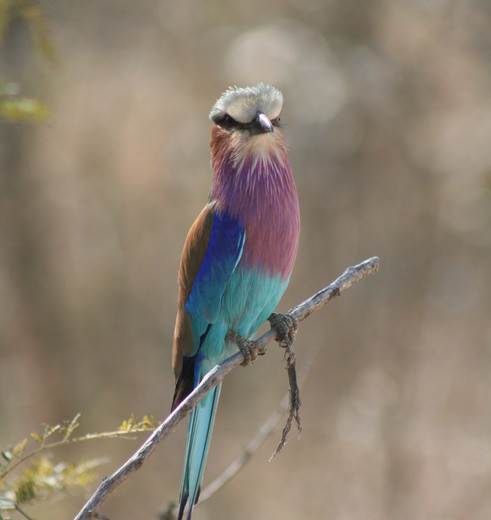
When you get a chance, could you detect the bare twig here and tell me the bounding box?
[74,256,379,520]
[272,346,302,458]
[15,504,36,520]
[90,512,111,520]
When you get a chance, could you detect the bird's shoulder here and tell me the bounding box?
[178,201,216,306]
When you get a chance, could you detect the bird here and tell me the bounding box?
[171,83,300,519]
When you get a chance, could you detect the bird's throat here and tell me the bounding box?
[209,126,300,279]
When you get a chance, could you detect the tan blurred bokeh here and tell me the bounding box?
[1,1,491,519]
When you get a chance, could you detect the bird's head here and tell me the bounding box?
[209,83,286,172]
[209,83,283,136]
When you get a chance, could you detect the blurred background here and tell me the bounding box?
[1,0,491,518]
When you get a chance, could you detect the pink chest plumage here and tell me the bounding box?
[210,127,300,280]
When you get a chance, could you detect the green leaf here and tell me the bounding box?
[11,439,27,459]
[0,97,50,123]
[29,434,42,444]
[14,478,35,504]
[1,451,11,463]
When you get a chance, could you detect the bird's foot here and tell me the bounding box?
[268,312,298,353]
[227,331,262,366]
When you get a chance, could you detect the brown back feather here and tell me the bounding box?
[171,202,215,408]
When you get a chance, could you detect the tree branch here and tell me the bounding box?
[74,256,379,520]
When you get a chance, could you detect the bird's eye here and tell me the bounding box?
[219,114,237,128]
[271,117,281,126]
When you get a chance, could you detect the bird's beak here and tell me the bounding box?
[254,112,274,133]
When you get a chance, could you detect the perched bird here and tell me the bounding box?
[171,83,300,519]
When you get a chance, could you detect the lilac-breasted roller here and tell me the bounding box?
[171,83,300,519]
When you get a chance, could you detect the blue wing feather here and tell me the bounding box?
[185,210,245,351]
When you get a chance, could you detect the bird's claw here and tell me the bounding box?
[227,331,260,366]
[268,312,298,349]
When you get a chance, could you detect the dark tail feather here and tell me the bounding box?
[172,356,195,412]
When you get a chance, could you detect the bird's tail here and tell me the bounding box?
[178,382,222,520]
